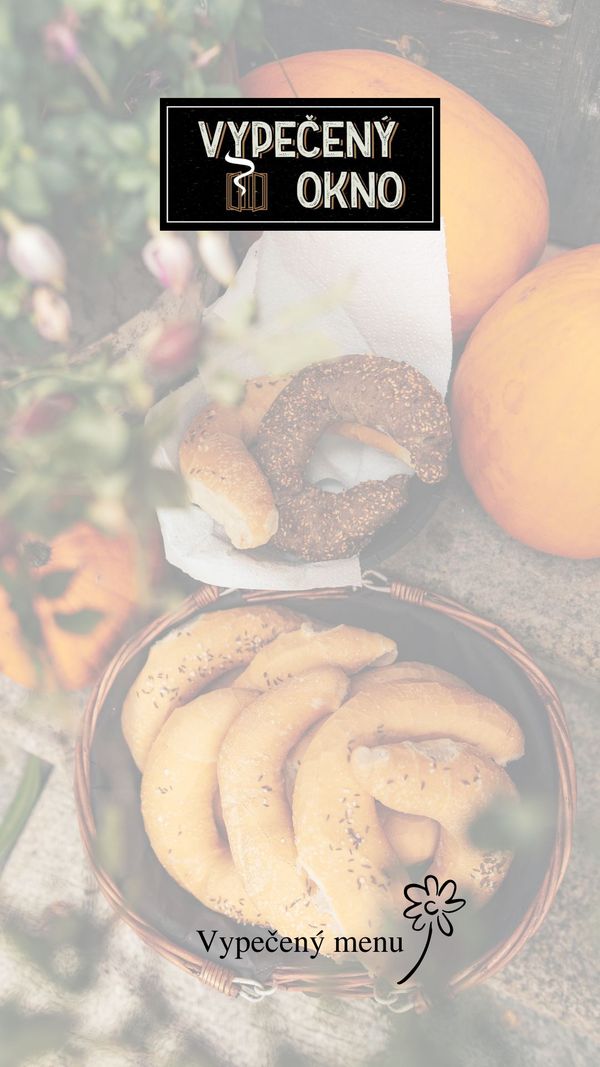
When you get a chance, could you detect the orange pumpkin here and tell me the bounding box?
[452,245,600,558]
[0,523,142,689]
[241,50,549,339]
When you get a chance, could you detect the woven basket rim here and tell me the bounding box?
[74,579,576,1008]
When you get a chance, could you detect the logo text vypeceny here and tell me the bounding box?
[160,99,440,231]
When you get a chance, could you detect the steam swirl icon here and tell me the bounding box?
[225,151,255,200]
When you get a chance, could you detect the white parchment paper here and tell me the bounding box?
[150,229,453,591]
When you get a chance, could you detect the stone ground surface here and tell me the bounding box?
[1,272,598,1065]
[386,470,600,687]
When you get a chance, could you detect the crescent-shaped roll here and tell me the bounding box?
[285,720,321,804]
[233,624,397,691]
[178,376,290,549]
[350,662,468,695]
[293,682,524,940]
[380,809,439,867]
[237,376,293,437]
[122,605,301,770]
[181,431,279,550]
[286,660,451,869]
[351,739,517,902]
[286,715,438,868]
[349,663,465,867]
[218,669,349,945]
[141,688,263,924]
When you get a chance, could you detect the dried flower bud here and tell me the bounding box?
[11,392,77,437]
[197,230,236,288]
[144,321,202,379]
[87,497,128,535]
[7,225,66,287]
[192,43,222,69]
[142,233,194,295]
[31,286,71,344]
[44,19,80,63]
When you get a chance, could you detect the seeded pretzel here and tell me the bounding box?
[254,354,451,560]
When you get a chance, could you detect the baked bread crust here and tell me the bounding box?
[219,669,349,947]
[293,681,524,940]
[233,623,397,690]
[122,604,301,769]
[178,376,289,549]
[351,739,517,903]
[141,688,263,924]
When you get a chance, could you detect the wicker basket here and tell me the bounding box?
[75,578,575,1012]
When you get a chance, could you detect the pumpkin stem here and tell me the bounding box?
[22,541,52,568]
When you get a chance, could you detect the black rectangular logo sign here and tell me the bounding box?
[160,99,440,231]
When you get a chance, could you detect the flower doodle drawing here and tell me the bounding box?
[398,876,466,985]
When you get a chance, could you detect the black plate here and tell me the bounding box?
[241,475,446,572]
[360,477,445,570]
[90,588,558,990]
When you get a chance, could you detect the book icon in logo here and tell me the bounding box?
[226,170,269,213]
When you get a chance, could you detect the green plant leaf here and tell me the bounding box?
[38,156,77,196]
[0,276,28,321]
[54,608,104,634]
[469,794,552,852]
[101,13,146,49]
[9,162,50,218]
[114,164,151,192]
[0,755,49,870]
[209,0,244,36]
[109,122,145,155]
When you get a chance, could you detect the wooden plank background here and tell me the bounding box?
[441,0,573,27]
[250,0,600,245]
